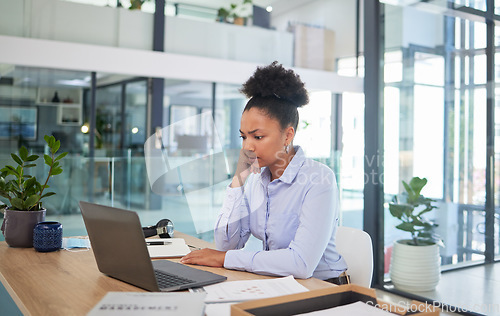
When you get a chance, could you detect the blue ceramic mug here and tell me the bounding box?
[33,221,63,252]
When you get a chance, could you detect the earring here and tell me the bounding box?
[285,144,289,154]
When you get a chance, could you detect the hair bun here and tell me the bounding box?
[240,61,309,107]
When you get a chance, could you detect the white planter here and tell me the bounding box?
[389,240,441,292]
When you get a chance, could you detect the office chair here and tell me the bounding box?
[336,226,374,287]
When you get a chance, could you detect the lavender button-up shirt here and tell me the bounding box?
[215,146,347,280]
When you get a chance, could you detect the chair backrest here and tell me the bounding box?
[336,226,374,287]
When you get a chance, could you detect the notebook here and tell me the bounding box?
[79,201,227,292]
[146,238,190,258]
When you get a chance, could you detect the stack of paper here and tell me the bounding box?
[200,276,309,316]
[145,238,191,258]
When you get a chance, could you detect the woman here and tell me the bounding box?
[180,61,348,283]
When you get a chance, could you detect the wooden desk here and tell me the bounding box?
[0,232,334,316]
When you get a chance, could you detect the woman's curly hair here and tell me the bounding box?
[240,61,309,131]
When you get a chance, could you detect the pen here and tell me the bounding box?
[146,241,172,246]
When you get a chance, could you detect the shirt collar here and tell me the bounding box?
[260,146,306,185]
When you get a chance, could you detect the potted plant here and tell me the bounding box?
[217,7,230,23]
[217,0,253,25]
[129,0,149,10]
[388,177,443,292]
[0,135,67,248]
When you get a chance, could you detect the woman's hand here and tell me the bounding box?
[231,149,260,187]
[180,248,227,267]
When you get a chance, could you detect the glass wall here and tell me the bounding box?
[0,64,366,244]
[333,91,365,230]
[1,1,365,243]
[336,57,366,231]
[83,79,149,209]
[154,81,243,240]
[382,0,499,295]
[0,66,88,235]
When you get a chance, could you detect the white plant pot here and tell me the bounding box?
[389,239,441,292]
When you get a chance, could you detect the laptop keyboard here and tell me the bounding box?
[154,270,194,288]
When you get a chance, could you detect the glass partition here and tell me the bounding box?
[383,0,492,269]
[0,66,89,236]
[382,1,499,310]
[0,68,366,244]
[337,92,365,230]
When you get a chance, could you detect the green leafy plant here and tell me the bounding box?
[217,7,230,22]
[0,135,67,212]
[217,0,253,22]
[389,177,443,246]
[129,0,150,10]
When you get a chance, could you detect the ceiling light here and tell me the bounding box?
[57,79,89,87]
[266,6,272,12]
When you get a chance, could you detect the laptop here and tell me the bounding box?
[79,201,227,292]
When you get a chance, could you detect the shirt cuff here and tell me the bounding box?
[224,249,257,272]
[220,185,244,214]
[225,183,244,196]
[215,185,245,238]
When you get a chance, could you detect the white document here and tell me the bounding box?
[146,238,191,258]
[202,275,309,303]
[204,302,233,316]
[87,292,205,316]
[295,301,394,316]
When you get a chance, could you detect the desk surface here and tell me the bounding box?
[0,231,333,316]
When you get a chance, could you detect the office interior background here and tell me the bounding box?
[0,0,499,314]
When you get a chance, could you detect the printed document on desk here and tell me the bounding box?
[146,238,191,258]
[87,292,205,315]
[202,275,309,303]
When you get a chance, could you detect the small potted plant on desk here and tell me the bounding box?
[388,177,444,292]
[0,135,67,247]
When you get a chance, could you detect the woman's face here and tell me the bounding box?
[239,107,293,171]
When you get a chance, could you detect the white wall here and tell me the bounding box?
[385,5,444,50]
[269,0,445,62]
[271,0,359,61]
[165,16,293,66]
[0,35,363,93]
[0,0,24,37]
[402,6,444,49]
[0,0,362,93]
[0,0,293,65]
[385,5,404,50]
[0,0,153,48]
